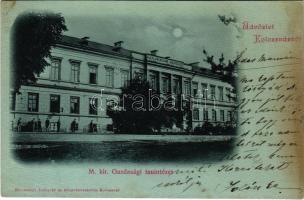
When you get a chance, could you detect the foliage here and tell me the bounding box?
[11,12,67,93]
[194,121,236,135]
[107,78,187,134]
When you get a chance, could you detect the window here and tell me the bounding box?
[162,74,170,94]
[212,109,217,121]
[227,111,233,122]
[71,61,80,83]
[70,96,80,114]
[192,82,198,97]
[105,67,114,87]
[134,70,144,80]
[50,58,61,80]
[203,108,208,121]
[226,88,231,102]
[28,93,39,112]
[210,85,216,99]
[89,64,98,84]
[201,83,208,98]
[149,71,158,91]
[89,98,98,115]
[218,86,224,101]
[220,110,225,121]
[172,77,181,94]
[50,122,58,132]
[121,70,129,87]
[193,109,199,120]
[184,80,190,96]
[50,95,60,113]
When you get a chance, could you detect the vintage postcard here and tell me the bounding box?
[1,1,303,198]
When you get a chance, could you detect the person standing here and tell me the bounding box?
[45,118,50,132]
[71,119,76,133]
[89,120,93,133]
[33,118,38,132]
[17,118,22,132]
[57,119,61,132]
[37,118,42,132]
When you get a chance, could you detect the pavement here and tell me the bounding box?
[12,132,234,143]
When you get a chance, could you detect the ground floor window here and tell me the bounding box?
[89,98,98,115]
[70,96,80,114]
[193,109,199,120]
[28,93,39,112]
[50,95,60,113]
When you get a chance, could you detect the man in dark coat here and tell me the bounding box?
[45,118,50,132]
[71,119,76,133]
[57,119,61,132]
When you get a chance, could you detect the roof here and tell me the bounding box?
[57,35,225,79]
[58,35,132,58]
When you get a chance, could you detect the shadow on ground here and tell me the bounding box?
[13,140,236,164]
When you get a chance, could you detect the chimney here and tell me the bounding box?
[80,36,90,45]
[189,62,200,67]
[114,41,124,47]
[150,50,158,55]
[113,41,124,52]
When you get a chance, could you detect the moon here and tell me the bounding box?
[172,28,183,38]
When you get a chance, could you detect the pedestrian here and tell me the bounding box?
[71,119,76,132]
[89,120,93,133]
[28,118,35,132]
[17,118,22,132]
[45,118,50,132]
[33,118,38,132]
[37,118,42,132]
[57,119,61,132]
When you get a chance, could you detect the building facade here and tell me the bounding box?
[11,35,237,133]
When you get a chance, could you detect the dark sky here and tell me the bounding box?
[61,2,235,67]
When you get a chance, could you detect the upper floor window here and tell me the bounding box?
[212,109,217,121]
[121,70,129,87]
[50,94,60,113]
[172,76,181,95]
[89,64,98,84]
[226,87,231,102]
[192,82,198,97]
[70,96,80,114]
[184,80,191,96]
[162,74,170,94]
[105,67,114,87]
[50,58,61,80]
[134,70,144,80]
[218,86,224,101]
[227,111,233,122]
[203,108,208,121]
[201,83,208,98]
[70,61,80,83]
[193,108,199,120]
[149,71,158,91]
[210,85,216,99]
[28,93,39,112]
[220,110,225,121]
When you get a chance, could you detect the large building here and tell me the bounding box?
[11,35,237,133]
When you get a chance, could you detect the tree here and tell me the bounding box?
[202,49,239,86]
[11,12,67,93]
[107,78,186,134]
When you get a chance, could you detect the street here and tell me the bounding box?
[13,139,235,163]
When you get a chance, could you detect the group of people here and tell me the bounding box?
[70,119,97,133]
[15,118,98,133]
[16,117,60,132]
